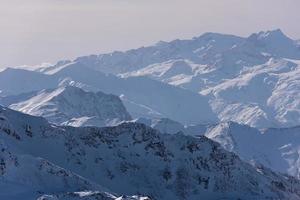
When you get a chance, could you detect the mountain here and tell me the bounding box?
[0,63,217,125]
[1,106,300,199]
[0,140,98,200]
[6,86,132,127]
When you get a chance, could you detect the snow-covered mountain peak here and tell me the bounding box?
[9,86,132,127]
[246,29,300,59]
[257,29,287,40]
[248,29,289,42]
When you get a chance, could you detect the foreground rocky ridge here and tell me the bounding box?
[1,106,300,199]
[0,135,148,200]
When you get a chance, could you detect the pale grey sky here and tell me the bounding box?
[1,0,300,67]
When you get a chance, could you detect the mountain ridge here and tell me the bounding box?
[8,85,132,127]
[1,105,300,199]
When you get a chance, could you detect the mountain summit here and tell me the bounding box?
[9,86,132,127]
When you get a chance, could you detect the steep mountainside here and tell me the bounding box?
[201,58,300,128]
[1,106,300,199]
[7,86,131,127]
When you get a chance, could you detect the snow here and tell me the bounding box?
[8,86,132,127]
[202,58,300,128]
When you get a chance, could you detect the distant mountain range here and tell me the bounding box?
[1,29,299,128]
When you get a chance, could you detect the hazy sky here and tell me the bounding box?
[1,0,300,67]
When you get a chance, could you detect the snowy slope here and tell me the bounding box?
[0,138,147,200]
[1,106,300,199]
[0,140,98,200]
[7,86,132,127]
[201,58,300,128]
